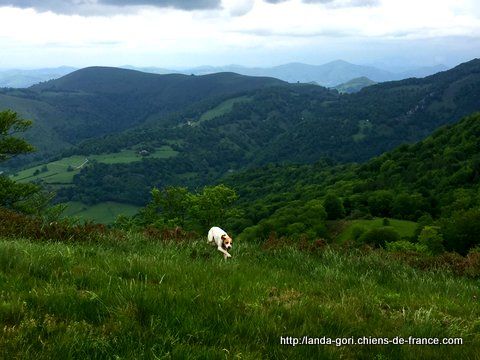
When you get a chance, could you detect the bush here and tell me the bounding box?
[358,227,400,248]
[324,194,345,220]
[0,207,105,243]
[440,208,480,255]
[418,226,444,255]
[386,240,428,253]
[351,226,366,241]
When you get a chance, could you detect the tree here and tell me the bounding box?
[148,186,191,226]
[324,194,345,220]
[0,110,38,209]
[0,110,34,161]
[441,208,480,255]
[359,227,400,248]
[368,190,394,217]
[418,226,444,255]
[190,185,238,231]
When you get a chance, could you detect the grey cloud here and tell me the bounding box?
[0,0,221,14]
[100,0,220,10]
[265,0,379,7]
[234,28,353,38]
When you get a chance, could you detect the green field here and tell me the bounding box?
[337,218,418,243]
[198,96,251,124]
[10,146,178,185]
[63,201,140,224]
[0,236,477,358]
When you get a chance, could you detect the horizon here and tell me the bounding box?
[0,58,467,73]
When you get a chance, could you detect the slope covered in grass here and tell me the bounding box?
[0,236,478,359]
[63,201,140,224]
[10,146,177,185]
[336,218,418,243]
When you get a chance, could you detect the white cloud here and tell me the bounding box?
[0,0,478,68]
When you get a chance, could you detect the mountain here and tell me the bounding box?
[185,60,449,86]
[0,61,449,90]
[47,59,480,206]
[0,67,286,165]
[332,76,376,93]
[0,67,77,88]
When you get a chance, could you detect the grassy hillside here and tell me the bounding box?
[332,76,376,93]
[63,201,140,223]
[10,146,177,185]
[198,95,252,123]
[336,218,418,243]
[0,235,478,359]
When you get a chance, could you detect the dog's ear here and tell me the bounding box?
[221,235,226,240]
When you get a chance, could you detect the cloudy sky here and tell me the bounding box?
[0,0,478,69]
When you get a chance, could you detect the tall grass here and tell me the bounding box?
[0,235,478,359]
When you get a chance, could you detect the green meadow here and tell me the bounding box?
[198,96,252,124]
[337,218,418,243]
[10,146,178,185]
[0,235,478,359]
[63,201,140,224]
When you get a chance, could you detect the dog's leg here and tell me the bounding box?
[217,246,232,258]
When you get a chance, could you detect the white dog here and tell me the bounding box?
[208,226,233,259]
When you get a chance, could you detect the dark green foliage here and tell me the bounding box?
[223,113,480,252]
[324,194,346,220]
[240,199,327,241]
[440,208,480,255]
[368,191,394,217]
[359,227,400,248]
[0,110,34,161]
[0,177,38,209]
[134,185,238,233]
[351,225,366,241]
[418,226,444,255]
[0,110,40,210]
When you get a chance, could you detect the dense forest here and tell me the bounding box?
[218,113,480,254]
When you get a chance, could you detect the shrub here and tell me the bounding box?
[358,227,400,248]
[418,226,444,255]
[386,240,428,253]
[0,207,105,243]
[324,194,345,220]
[351,225,366,241]
[441,208,480,255]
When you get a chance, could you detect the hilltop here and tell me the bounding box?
[332,76,376,93]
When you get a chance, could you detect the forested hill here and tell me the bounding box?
[30,66,285,95]
[73,58,480,164]
[40,59,480,206]
[223,113,480,248]
[0,67,285,165]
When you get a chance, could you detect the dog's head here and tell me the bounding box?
[221,234,233,250]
